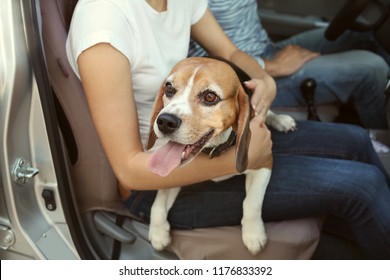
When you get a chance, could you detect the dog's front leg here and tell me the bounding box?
[241,168,271,255]
[149,187,181,250]
[265,111,296,132]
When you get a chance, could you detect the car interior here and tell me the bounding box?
[36,0,390,260]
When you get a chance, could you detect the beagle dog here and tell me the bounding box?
[146,57,296,255]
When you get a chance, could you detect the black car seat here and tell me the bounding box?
[39,0,322,259]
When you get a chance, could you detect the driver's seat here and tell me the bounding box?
[40,0,322,259]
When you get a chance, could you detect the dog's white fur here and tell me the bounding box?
[147,57,296,255]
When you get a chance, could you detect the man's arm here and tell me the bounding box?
[191,9,276,123]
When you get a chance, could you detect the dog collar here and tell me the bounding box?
[202,130,237,159]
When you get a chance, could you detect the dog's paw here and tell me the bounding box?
[266,114,296,133]
[241,221,268,255]
[148,221,172,251]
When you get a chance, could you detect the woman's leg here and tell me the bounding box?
[126,122,390,258]
[271,121,389,259]
[270,121,389,183]
[127,155,390,258]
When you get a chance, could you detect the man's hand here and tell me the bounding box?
[265,45,320,77]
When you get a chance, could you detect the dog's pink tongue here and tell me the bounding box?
[148,141,186,177]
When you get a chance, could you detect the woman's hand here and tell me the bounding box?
[265,45,320,78]
[244,75,276,124]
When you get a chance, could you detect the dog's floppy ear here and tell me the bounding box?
[146,84,165,150]
[234,85,252,173]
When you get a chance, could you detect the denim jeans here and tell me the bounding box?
[266,28,390,129]
[126,121,390,259]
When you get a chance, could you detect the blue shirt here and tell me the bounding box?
[188,0,270,67]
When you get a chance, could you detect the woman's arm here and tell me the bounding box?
[77,43,271,191]
[191,9,276,122]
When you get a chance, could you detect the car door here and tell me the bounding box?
[0,0,82,260]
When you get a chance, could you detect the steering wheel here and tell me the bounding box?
[325,0,373,41]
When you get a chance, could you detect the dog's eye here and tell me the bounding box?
[202,90,220,105]
[164,82,176,98]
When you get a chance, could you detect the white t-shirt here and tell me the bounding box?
[66,0,208,145]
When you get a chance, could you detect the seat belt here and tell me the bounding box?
[111,215,125,260]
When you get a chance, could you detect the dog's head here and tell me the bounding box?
[147,57,252,176]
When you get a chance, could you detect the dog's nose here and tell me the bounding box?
[157,113,182,134]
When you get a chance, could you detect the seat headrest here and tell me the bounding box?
[52,0,78,32]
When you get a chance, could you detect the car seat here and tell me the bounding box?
[39,0,322,259]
